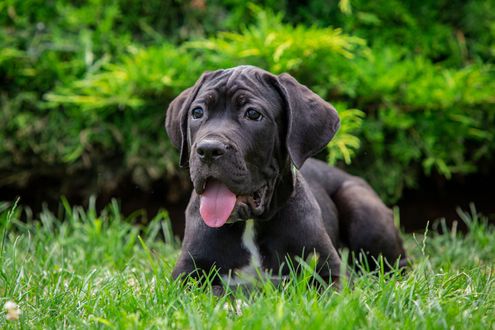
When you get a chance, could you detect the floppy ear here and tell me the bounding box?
[276,73,340,169]
[165,72,214,167]
[165,87,192,149]
[165,86,194,167]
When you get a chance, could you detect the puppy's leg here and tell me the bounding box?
[333,179,407,271]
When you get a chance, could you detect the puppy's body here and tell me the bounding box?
[172,158,405,281]
[166,66,406,284]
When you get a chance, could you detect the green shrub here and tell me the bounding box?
[44,9,366,180]
[0,0,217,189]
[1,1,495,204]
[347,47,495,199]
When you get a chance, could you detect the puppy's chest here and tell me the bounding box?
[239,219,263,272]
[225,220,300,284]
[238,219,292,272]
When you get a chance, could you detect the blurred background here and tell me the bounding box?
[1,0,494,236]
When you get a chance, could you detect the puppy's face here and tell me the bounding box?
[166,66,340,228]
[187,69,284,225]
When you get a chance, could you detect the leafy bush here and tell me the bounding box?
[347,47,495,199]
[1,1,495,204]
[0,0,216,191]
[44,9,366,180]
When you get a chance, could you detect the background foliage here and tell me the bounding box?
[1,0,495,203]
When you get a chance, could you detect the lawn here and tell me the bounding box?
[1,199,494,329]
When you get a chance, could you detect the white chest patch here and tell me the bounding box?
[222,219,264,286]
[241,219,262,269]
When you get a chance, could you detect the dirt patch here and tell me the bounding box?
[2,170,494,238]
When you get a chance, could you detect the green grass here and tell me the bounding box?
[1,199,494,329]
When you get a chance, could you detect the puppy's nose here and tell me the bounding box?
[196,139,226,163]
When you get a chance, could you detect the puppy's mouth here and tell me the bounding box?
[198,179,268,228]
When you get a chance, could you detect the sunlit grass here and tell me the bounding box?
[1,200,494,329]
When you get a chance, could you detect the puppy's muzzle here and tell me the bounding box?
[196,139,227,164]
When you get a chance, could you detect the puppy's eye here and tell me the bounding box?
[191,107,204,119]
[244,108,263,121]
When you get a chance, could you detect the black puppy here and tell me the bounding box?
[166,66,406,284]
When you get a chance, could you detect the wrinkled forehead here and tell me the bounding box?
[196,67,282,109]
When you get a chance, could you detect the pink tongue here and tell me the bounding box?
[199,180,236,228]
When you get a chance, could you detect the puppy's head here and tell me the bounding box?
[165,66,339,227]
